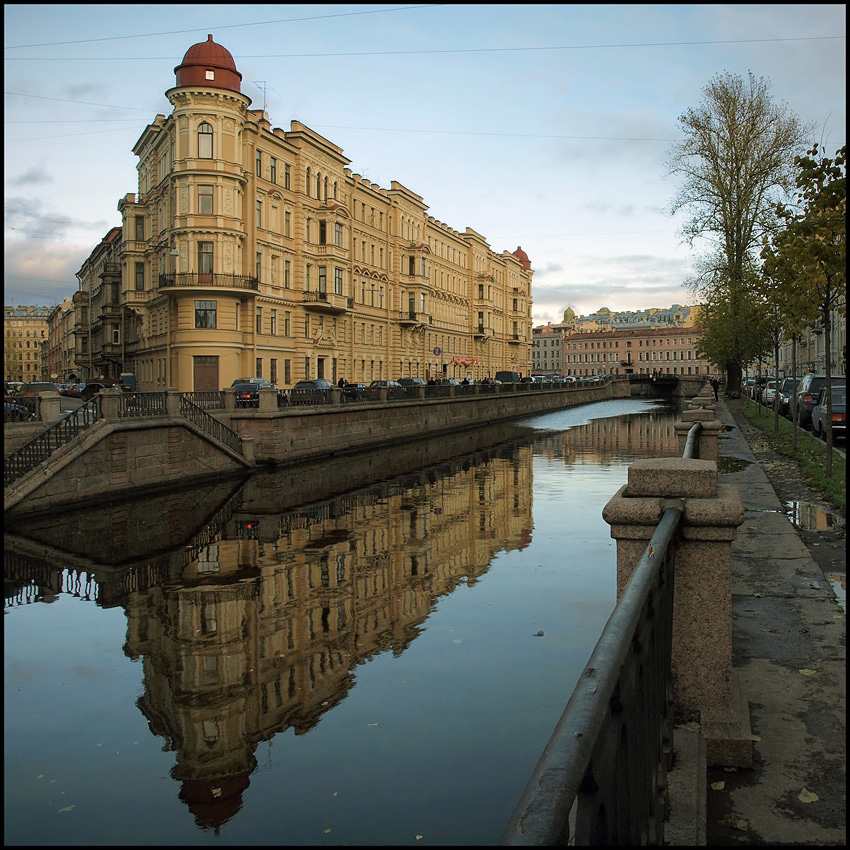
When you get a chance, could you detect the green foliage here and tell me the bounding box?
[742,397,846,512]
[667,72,810,398]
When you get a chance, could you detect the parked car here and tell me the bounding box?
[232,380,286,407]
[811,384,846,441]
[397,377,427,388]
[341,382,368,401]
[761,380,778,407]
[795,374,846,429]
[18,381,60,396]
[777,377,799,419]
[79,381,112,401]
[4,400,34,422]
[231,377,272,387]
[290,378,333,405]
[367,379,405,399]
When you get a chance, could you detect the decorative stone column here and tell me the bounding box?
[674,408,724,460]
[602,457,752,766]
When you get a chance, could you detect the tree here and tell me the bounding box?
[666,71,810,397]
[763,144,846,474]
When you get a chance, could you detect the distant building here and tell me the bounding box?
[4,305,51,382]
[69,34,533,390]
[45,297,77,382]
[532,304,711,376]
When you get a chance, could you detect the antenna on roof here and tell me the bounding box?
[252,81,268,111]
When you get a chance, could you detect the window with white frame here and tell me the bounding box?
[198,122,213,158]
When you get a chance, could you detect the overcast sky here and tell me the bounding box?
[4,4,846,324]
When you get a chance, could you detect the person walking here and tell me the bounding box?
[711,376,720,401]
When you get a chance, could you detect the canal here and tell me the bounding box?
[4,398,681,846]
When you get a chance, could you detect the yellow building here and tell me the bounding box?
[77,35,533,391]
[4,305,50,382]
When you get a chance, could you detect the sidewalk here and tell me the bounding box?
[702,397,846,845]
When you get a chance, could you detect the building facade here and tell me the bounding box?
[74,35,533,391]
[44,296,77,382]
[558,327,716,378]
[4,305,51,382]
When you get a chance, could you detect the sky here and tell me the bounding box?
[4,4,846,325]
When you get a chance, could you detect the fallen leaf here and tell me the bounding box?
[798,669,818,676]
[416,835,424,841]
[753,593,763,598]
[332,792,338,797]
[366,723,379,727]
[750,735,761,742]
[324,829,332,834]
[710,781,725,790]
[57,806,74,814]
[798,788,819,803]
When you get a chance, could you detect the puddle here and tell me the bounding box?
[826,573,846,615]
[785,500,846,533]
[717,456,753,474]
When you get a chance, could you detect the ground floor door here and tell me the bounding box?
[193,355,219,391]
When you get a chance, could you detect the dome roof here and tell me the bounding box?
[563,307,576,321]
[512,245,531,270]
[174,35,242,93]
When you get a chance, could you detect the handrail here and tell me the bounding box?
[501,506,681,845]
[180,395,244,457]
[4,399,101,487]
[501,414,702,844]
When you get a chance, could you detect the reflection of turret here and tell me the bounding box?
[119,440,535,832]
[179,774,250,833]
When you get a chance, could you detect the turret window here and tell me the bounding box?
[198,122,213,158]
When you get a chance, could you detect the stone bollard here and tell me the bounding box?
[223,388,237,412]
[258,386,279,412]
[38,392,63,424]
[674,409,724,460]
[602,457,752,767]
[98,387,125,420]
[165,388,182,417]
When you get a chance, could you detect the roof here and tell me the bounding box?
[174,35,243,93]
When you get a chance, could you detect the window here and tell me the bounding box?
[318,266,327,293]
[256,357,262,378]
[195,300,217,328]
[198,122,213,158]
[334,268,343,295]
[334,222,343,247]
[270,309,277,335]
[135,262,145,291]
[284,311,291,336]
[284,164,291,189]
[256,252,261,281]
[256,200,262,228]
[284,211,291,237]
[319,221,327,244]
[256,307,262,334]
[134,216,144,241]
[305,167,311,196]
[198,185,213,214]
[256,150,262,177]
[198,242,214,276]
[284,260,291,288]
[270,157,276,183]
[205,69,215,81]
[112,326,120,344]
[270,358,277,384]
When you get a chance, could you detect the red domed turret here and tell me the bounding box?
[174,35,242,93]
[512,245,531,271]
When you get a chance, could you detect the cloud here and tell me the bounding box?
[6,167,52,188]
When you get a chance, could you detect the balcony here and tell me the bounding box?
[158,272,259,292]
[473,325,493,339]
[397,311,431,327]
[302,290,350,314]
[507,334,526,345]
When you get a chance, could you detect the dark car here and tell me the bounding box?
[795,374,845,428]
[397,377,427,388]
[4,400,34,422]
[79,381,112,402]
[367,379,405,399]
[341,382,368,401]
[777,377,799,419]
[232,380,286,408]
[19,381,60,396]
[291,378,333,405]
[811,384,846,441]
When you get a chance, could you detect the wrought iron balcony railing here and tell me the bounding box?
[158,273,259,291]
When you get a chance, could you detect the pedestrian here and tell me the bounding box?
[337,377,346,388]
[711,376,719,401]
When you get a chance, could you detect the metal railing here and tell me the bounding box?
[4,399,101,487]
[501,421,703,845]
[180,395,244,457]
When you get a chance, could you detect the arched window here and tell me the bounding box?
[305,167,311,196]
[198,122,213,158]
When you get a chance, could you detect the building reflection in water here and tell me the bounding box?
[7,438,535,831]
[4,401,685,836]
